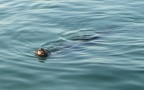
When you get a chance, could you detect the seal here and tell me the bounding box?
[35,48,51,58]
[35,30,101,60]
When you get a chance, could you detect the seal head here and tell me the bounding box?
[35,48,50,59]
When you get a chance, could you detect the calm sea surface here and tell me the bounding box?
[0,0,144,90]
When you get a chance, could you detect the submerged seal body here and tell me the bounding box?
[35,30,101,60]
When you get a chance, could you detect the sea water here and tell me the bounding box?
[0,0,144,90]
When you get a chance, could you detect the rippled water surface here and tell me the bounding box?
[0,0,144,90]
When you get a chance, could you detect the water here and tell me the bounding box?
[0,0,144,90]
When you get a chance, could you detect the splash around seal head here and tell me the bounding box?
[35,48,51,60]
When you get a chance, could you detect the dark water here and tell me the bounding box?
[0,0,144,90]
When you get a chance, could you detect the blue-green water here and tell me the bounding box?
[0,0,144,90]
